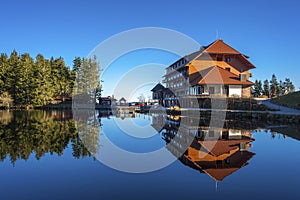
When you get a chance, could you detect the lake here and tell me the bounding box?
[0,110,299,200]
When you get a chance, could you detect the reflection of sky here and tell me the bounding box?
[0,115,300,199]
[101,116,165,153]
[100,49,180,100]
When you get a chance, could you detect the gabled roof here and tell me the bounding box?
[205,39,240,54]
[163,88,174,95]
[189,66,253,86]
[197,151,255,181]
[165,39,255,72]
[119,97,126,102]
[151,83,165,92]
[198,137,254,157]
[180,142,255,181]
[204,168,240,182]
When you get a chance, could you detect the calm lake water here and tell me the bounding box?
[0,110,300,200]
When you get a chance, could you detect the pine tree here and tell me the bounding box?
[33,54,54,105]
[0,53,9,94]
[70,57,81,95]
[73,56,101,105]
[7,50,22,104]
[278,80,284,96]
[1,50,102,107]
[263,79,270,97]
[50,57,72,102]
[270,74,279,97]
[95,81,103,103]
[17,53,35,105]
[290,83,295,92]
[252,80,263,97]
[258,80,263,96]
[283,78,295,93]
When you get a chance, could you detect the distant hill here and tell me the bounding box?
[271,91,300,110]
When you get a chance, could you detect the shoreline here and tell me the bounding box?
[2,101,300,124]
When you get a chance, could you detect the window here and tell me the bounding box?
[225,67,231,72]
[198,86,204,94]
[225,57,231,62]
[209,87,215,94]
[209,130,215,137]
[217,57,222,61]
[222,130,229,139]
[240,74,247,81]
[193,87,197,95]
[216,160,223,165]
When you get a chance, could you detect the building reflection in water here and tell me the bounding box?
[152,114,255,182]
[3,109,299,177]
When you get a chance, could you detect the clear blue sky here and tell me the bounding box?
[1,0,300,98]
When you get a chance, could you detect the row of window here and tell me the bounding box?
[217,56,231,62]
[171,58,187,70]
[167,73,183,81]
[169,82,183,88]
[168,55,231,74]
[166,69,188,81]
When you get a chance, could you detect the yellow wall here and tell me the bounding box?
[188,54,251,80]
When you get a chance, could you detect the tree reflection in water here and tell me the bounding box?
[0,110,91,165]
[1,109,299,178]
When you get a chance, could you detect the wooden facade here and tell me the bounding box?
[159,39,255,105]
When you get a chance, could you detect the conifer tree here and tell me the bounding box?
[263,79,270,97]
[270,74,279,97]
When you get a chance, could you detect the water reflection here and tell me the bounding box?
[1,109,299,176]
[0,110,91,165]
[152,114,255,181]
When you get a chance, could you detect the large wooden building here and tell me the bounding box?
[152,39,256,106]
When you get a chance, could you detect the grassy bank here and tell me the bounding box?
[271,91,300,110]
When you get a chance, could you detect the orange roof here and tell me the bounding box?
[196,151,255,181]
[205,39,240,54]
[188,60,232,74]
[198,138,253,157]
[165,39,256,71]
[189,56,255,73]
[189,66,253,86]
[204,168,240,182]
[200,39,256,70]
